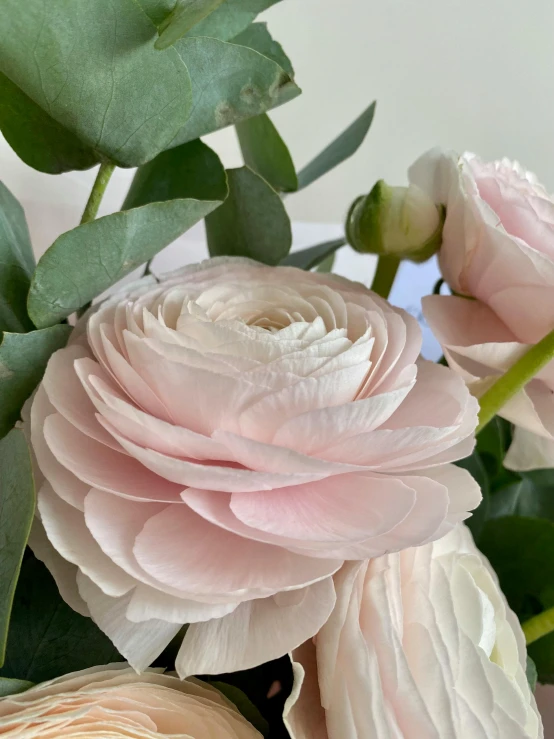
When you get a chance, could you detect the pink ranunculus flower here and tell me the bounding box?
[285,525,543,739]
[412,149,554,470]
[0,664,262,738]
[30,258,480,675]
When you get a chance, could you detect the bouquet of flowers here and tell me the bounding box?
[0,1,551,737]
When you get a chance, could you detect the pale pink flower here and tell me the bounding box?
[30,258,479,675]
[0,664,261,738]
[286,525,542,739]
[412,149,554,469]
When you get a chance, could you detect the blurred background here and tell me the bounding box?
[2,0,553,354]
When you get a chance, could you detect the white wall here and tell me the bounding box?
[2,0,553,246]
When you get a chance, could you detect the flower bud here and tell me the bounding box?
[346,180,444,262]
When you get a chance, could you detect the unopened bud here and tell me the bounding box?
[346,180,444,263]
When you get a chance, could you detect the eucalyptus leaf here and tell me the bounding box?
[156,0,227,49]
[170,36,300,147]
[0,182,35,333]
[526,656,538,691]
[0,326,72,439]
[209,681,269,735]
[281,238,346,270]
[316,252,336,273]
[0,677,34,697]
[0,430,35,668]
[123,140,228,210]
[488,469,554,521]
[0,554,121,683]
[236,114,297,192]
[186,0,282,41]
[206,167,291,264]
[0,0,192,167]
[0,73,99,175]
[456,450,490,541]
[296,102,376,191]
[232,23,294,77]
[478,516,554,619]
[528,632,554,685]
[28,199,221,328]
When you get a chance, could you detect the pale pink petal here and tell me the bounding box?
[43,414,184,502]
[284,644,329,739]
[422,295,517,347]
[176,578,336,676]
[77,573,180,673]
[504,427,554,471]
[38,483,135,598]
[133,505,341,598]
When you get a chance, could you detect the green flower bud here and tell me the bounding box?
[346,180,444,263]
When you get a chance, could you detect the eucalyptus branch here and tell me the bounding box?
[477,327,554,433]
[80,162,116,225]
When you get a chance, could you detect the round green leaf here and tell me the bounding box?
[236,113,297,192]
[0,326,72,440]
[123,140,228,210]
[0,430,35,668]
[186,0,283,41]
[155,0,227,49]
[232,22,294,78]
[28,198,221,328]
[0,0,193,167]
[206,166,292,264]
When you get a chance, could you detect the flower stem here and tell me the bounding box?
[523,605,554,645]
[370,256,400,298]
[80,162,116,225]
[476,327,554,433]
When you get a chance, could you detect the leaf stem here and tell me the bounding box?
[523,605,554,645]
[476,327,554,433]
[80,162,116,225]
[370,255,400,299]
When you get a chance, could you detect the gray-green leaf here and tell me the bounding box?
[206,166,291,264]
[236,113,297,192]
[0,73,99,175]
[156,0,227,49]
[209,681,269,736]
[0,326,72,439]
[0,430,35,668]
[281,238,346,270]
[123,140,228,210]
[186,0,282,41]
[0,677,34,697]
[232,22,294,77]
[0,182,35,333]
[28,199,221,328]
[0,555,121,683]
[0,0,193,168]
[297,102,376,190]
[170,36,300,147]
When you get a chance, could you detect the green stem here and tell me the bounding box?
[523,606,554,645]
[80,162,116,225]
[370,255,400,299]
[476,327,554,433]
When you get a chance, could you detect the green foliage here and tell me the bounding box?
[0,677,34,697]
[206,167,291,264]
[123,140,228,209]
[0,326,72,440]
[281,238,346,271]
[209,681,269,735]
[186,0,283,41]
[0,431,35,667]
[296,102,376,190]
[0,73,98,175]
[156,0,228,49]
[0,554,121,683]
[526,656,538,691]
[236,114,297,192]
[0,183,35,334]
[28,199,221,328]
[169,37,300,148]
[232,23,294,77]
[0,0,193,168]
